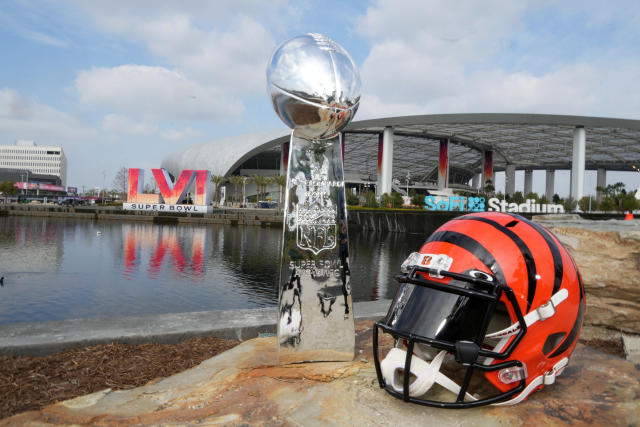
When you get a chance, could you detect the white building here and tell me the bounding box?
[0,140,67,186]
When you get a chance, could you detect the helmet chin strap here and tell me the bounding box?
[380,347,477,401]
[492,357,569,406]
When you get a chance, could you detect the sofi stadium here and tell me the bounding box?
[161,113,640,203]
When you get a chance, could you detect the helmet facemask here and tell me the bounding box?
[373,262,529,408]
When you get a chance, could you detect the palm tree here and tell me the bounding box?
[228,175,245,207]
[271,174,287,207]
[210,175,224,206]
[250,174,268,203]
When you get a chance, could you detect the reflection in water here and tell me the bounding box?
[122,224,207,280]
[0,216,426,324]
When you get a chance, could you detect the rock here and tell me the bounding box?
[622,335,640,363]
[533,218,640,338]
[3,322,638,426]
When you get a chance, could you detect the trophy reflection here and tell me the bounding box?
[267,33,361,363]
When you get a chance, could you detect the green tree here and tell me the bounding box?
[600,197,615,212]
[483,179,495,195]
[346,190,359,206]
[411,193,425,207]
[391,191,404,208]
[363,191,378,208]
[578,196,591,212]
[621,192,639,212]
[512,191,525,204]
[0,181,18,195]
[598,182,633,212]
[250,174,269,203]
[552,194,561,204]
[210,175,224,205]
[380,193,392,208]
[525,192,540,202]
[271,174,287,207]
[562,197,577,212]
[228,175,245,206]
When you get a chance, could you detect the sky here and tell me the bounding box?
[1,0,639,195]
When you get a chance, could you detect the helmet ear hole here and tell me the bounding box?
[542,332,566,355]
[469,270,493,282]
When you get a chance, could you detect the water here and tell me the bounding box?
[0,216,426,324]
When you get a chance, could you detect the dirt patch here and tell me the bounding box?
[0,337,239,420]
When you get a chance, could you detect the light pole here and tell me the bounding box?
[242,177,246,208]
[406,171,411,196]
[102,170,106,204]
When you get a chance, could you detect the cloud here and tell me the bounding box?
[159,127,200,140]
[102,114,157,135]
[355,0,640,120]
[102,113,201,141]
[76,65,245,122]
[74,2,294,94]
[0,88,95,142]
[18,28,67,47]
[71,3,302,126]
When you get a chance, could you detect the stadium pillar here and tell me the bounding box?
[377,126,394,198]
[596,167,606,203]
[482,150,494,191]
[570,126,586,204]
[545,169,555,201]
[472,173,480,190]
[438,138,449,189]
[524,169,533,195]
[505,164,516,197]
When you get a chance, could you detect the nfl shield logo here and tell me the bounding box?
[295,204,337,255]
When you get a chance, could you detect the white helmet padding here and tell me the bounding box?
[380,348,477,402]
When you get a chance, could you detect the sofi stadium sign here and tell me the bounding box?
[123,168,211,213]
[424,195,565,214]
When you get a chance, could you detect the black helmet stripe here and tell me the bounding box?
[457,216,538,312]
[549,253,585,358]
[427,230,505,285]
[509,214,563,297]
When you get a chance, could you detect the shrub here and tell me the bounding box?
[363,191,378,208]
[391,192,404,208]
[411,193,425,207]
[346,191,359,206]
[380,193,392,208]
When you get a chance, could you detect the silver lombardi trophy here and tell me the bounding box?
[267,33,361,363]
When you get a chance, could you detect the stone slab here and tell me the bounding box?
[3,322,638,426]
[622,334,640,364]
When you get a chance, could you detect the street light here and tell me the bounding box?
[242,176,246,208]
[102,170,106,204]
[406,171,411,196]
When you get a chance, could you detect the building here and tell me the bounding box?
[0,140,67,186]
[161,114,640,202]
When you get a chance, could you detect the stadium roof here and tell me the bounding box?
[162,113,640,186]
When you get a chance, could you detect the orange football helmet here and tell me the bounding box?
[373,212,585,407]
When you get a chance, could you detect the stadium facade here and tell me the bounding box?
[162,113,640,203]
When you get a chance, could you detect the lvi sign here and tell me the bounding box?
[123,168,211,213]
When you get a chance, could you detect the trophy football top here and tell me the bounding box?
[266,33,361,140]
